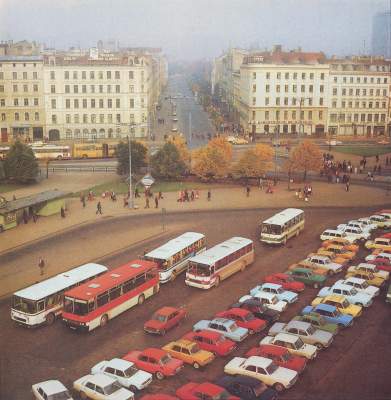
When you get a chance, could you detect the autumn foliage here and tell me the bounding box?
[232,144,274,178]
[287,140,323,180]
[168,135,191,167]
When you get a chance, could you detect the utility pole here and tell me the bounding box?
[127,135,133,209]
[188,112,192,146]
[274,125,279,181]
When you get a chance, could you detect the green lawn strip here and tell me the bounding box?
[333,145,391,157]
[0,182,27,194]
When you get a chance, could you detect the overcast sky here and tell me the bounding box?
[0,0,389,60]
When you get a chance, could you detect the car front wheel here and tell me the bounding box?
[155,371,164,380]
[193,362,200,369]
[80,391,88,400]
[274,383,285,392]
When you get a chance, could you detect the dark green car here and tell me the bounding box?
[293,313,339,335]
[286,267,327,288]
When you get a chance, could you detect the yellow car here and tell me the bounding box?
[321,238,359,252]
[311,295,362,318]
[347,263,389,280]
[322,244,356,261]
[315,249,349,266]
[288,261,329,276]
[162,339,215,369]
[345,270,386,288]
[365,238,391,253]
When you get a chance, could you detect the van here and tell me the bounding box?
[320,230,350,242]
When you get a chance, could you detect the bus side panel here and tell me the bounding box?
[217,251,254,281]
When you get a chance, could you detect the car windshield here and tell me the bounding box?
[188,262,211,277]
[189,344,201,353]
[228,323,239,332]
[276,288,283,294]
[244,313,255,321]
[266,362,278,374]
[103,382,121,395]
[294,338,305,348]
[361,281,368,288]
[152,313,167,322]
[306,325,315,335]
[144,256,170,271]
[123,365,138,377]
[49,391,72,400]
[12,296,37,314]
[160,354,172,364]
[261,223,282,235]
[281,352,292,361]
[341,300,350,308]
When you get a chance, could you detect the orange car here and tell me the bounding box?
[288,261,329,276]
[321,238,359,253]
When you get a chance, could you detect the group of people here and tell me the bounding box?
[177,189,199,202]
[295,184,313,201]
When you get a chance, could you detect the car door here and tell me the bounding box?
[166,312,176,330]
[171,344,182,360]
[85,382,97,399]
[245,364,257,378]
[256,366,269,384]
[115,369,126,387]
[95,384,106,399]
[138,355,154,373]
[36,387,46,400]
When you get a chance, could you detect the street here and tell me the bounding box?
[1,207,391,399]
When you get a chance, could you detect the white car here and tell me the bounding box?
[260,332,317,360]
[340,277,379,297]
[249,283,298,304]
[340,226,370,241]
[224,356,298,392]
[91,358,152,392]
[305,255,343,274]
[73,374,134,400]
[239,292,287,313]
[357,218,378,232]
[369,214,391,229]
[32,380,73,400]
[338,221,372,234]
[365,252,391,262]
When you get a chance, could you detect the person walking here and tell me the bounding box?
[158,191,163,199]
[81,195,86,208]
[145,196,150,209]
[246,185,250,197]
[154,195,159,209]
[96,201,102,215]
[38,257,45,276]
[345,181,350,192]
[207,189,211,201]
[60,206,66,218]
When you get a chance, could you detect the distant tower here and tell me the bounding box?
[372,10,391,58]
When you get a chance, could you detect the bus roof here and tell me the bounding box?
[64,259,156,301]
[189,237,252,266]
[262,208,304,226]
[144,232,205,260]
[13,263,108,301]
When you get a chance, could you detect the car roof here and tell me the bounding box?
[246,356,273,368]
[171,339,195,348]
[85,374,115,386]
[226,308,250,316]
[274,332,299,343]
[193,330,222,340]
[344,277,365,284]
[333,282,354,290]
[286,320,311,330]
[261,283,282,290]
[196,382,224,395]
[254,291,275,300]
[107,358,133,370]
[143,348,167,358]
[358,263,376,269]
[324,294,344,302]
[259,344,287,356]
[272,273,289,279]
[36,380,67,395]
[315,303,336,312]
[154,306,180,316]
[291,267,312,273]
[212,317,235,325]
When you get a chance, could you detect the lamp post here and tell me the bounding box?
[274,125,279,181]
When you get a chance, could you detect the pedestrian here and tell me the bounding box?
[96,201,102,215]
[184,189,189,202]
[354,166,358,174]
[38,257,45,276]
[135,188,139,198]
[154,195,159,209]
[376,154,379,163]
[23,209,28,224]
[190,190,195,201]
[345,181,350,192]
[259,177,264,190]
[246,186,250,197]
[145,196,150,209]
[60,206,66,218]
[158,191,163,199]
[82,195,86,208]
[207,189,211,201]
[32,213,37,223]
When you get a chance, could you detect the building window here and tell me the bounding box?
[82,71,86,79]
[107,85,111,93]
[108,114,113,123]
[51,84,56,94]
[276,85,280,93]
[116,85,120,93]
[128,71,133,79]
[301,85,305,93]
[333,88,337,96]
[64,98,70,109]
[0,72,4,80]
[15,112,19,121]
[361,113,365,122]
[83,114,88,123]
[82,85,87,93]
[252,97,256,106]
[354,114,359,122]
[342,101,346,108]
[0,99,4,106]
[108,99,113,108]
[301,73,306,80]
[333,76,337,83]
[276,110,280,120]
[292,97,297,106]
[319,98,324,106]
[292,85,297,93]
[292,111,296,119]
[320,85,324,93]
[83,99,87,108]
[98,71,103,79]
[300,110,304,120]
[129,85,134,93]
[99,85,103,93]
[284,110,288,120]
[91,85,95,93]
[252,72,256,79]
[66,114,71,123]
[115,71,120,79]
[381,114,386,122]
[384,78,388,84]
[65,71,69,79]
[308,98,313,106]
[277,72,281,79]
[376,89,380,96]
[284,97,288,105]
[374,114,379,123]
[265,97,269,105]
[13,72,17,80]
[52,114,57,124]
[252,84,256,93]
[265,84,270,93]
[50,71,55,80]
[90,71,95,79]
[13,84,18,92]
[91,99,95,108]
[308,110,312,120]
[319,110,323,119]
[252,111,256,119]
[22,84,28,92]
[74,85,78,94]
[285,72,289,79]
[74,99,79,108]
[22,72,27,80]
[65,85,70,93]
[275,97,280,105]
[24,98,28,106]
[14,98,18,106]
[33,98,38,106]
[116,113,121,122]
[74,114,79,123]
[99,99,104,108]
[91,114,96,123]
[343,77,347,83]
[265,111,269,120]
[370,89,374,96]
[309,85,313,93]
[369,102,373,109]
[24,112,29,121]
[310,73,314,79]
[367,114,373,122]
[100,114,104,123]
[264,72,270,79]
[284,84,288,92]
[129,99,134,108]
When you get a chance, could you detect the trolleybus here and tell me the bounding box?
[144,232,206,283]
[185,237,254,289]
[31,144,72,160]
[260,208,305,245]
[11,263,108,327]
[62,259,159,332]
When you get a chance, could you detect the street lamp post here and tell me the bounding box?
[274,125,279,181]
[127,135,133,209]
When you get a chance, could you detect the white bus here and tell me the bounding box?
[185,237,254,289]
[144,232,206,283]
[11,263,108,327]
[30,144,71,160]
[260,208,305,245]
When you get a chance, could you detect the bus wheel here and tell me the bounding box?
[45,313,55,326]
[82,154,88,159]
[100,314,108,327]
[214,277,220,288]
[56,155,63,160]
[138,294,145,305]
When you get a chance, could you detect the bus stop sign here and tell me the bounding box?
[141,174,155,189]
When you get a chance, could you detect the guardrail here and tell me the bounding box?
[40,166,117,173]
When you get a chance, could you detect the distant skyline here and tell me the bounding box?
[0,0,390,60]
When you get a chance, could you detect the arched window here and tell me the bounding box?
[99,128,105,138]
[91,128,97,140]
[74,129,81,139]
[108,128,113,138]
[83,129,89,139]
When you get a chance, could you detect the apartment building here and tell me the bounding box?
[0,56,45,143]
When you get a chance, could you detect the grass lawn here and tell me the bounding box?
[0,182,27,194]
[74,178,218,197]
[333,145,391,157]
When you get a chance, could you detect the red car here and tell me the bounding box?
[245,344,307,374]
[182,330,236,357]
[368,257,391,272]
[123,348,183,380]
[381,233,391,240]
[144,306,186,335]
[215,308,267,334]
[176,382,240,400]
[140,396,179,400]
[263,273,305,292]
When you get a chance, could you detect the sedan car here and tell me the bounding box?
[73,374,134,400]
[216,375,278,400]
[249,283,298,304]
[231,299,280,324]
[176,382,240,400]
[263,273,305,292]
[321,237,359,252]
[293,313,339,335]
[367,257,391,273]
[311,295,362,318]
[144,306,186,335]
[286,267,327,288]
[215,308,267,334]
[301,304,353,328]
[193,318,249,342]
[182,330,237,357]
[340,277,379,297]
[32,380,73,400]
[162,339,215,369]
[224,356,298,392]
[123,348,183,380]
[347,263,389,281]
[245,344,307,374]
[316,282,373,307]
[239,292,287,313]
[91,358,152,392]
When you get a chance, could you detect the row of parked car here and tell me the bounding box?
[31,209,391,400]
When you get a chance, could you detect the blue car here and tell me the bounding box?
[193,318,249,342]
[216,375,278,400]
[301,304,353,328]
[250,283,298,304]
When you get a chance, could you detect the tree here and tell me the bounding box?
[192,138,232,180]
[151,142,186,180]
[116,140,147,176]
[168,136,191,168]
[288,140,323,181]
[4,141,39,183]
[232,144,273,178]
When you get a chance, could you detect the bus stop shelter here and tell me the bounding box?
[0,190,70,231]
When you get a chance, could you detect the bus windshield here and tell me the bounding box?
[12,296,37,314]
[144,256,170,271]
[64,297,89,315]
[261,224,282,235]
[188,262,212,276]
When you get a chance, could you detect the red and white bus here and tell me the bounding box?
[62,260,159,332]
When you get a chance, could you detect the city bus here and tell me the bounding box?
[143,232,206,283]
[185,237,254,289]
[260,208,305,245]
[11,263,108,327]
[62,260,159,332]
[72,142,118,158]
[31,144,72,160]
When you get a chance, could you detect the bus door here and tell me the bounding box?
[102,143,109,158]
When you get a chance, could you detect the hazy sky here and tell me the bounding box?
[0,0,389,60]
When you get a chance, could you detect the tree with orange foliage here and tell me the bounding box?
[208,137,233,162]
[169,135,191,167]
[232,144,273,178]
[288,140,322,181]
